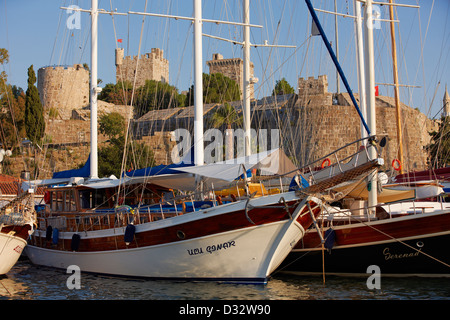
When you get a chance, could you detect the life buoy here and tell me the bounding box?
[44,191,51,204]
[321,158,331,168]
[392,159,402,171]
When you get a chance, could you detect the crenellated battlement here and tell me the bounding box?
[298,75,328,96]
[115,48,169,87]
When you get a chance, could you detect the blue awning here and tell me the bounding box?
[52,155,90,179]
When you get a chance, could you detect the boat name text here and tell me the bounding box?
[13,245,24,254]
[383,247,421,260]
[187,240,236,256]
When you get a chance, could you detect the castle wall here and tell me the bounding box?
[115,48,169,87]
[292,75,438,172]
[37,64,89,120]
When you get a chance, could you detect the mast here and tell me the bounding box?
[364,0,378,211]
[193,0,204,166]
[243,0,251,157]
[334,0,340,94]
[89,0,99,179]
[354,0,367,142]
[388,0,404,174]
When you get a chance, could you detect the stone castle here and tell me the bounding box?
[206,53,255,99]
[115,48,169,87]
[34,48,440,177]
[37,64,90,120]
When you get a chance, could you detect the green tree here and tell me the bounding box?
[98,112,155,177]
[272,78,295,96]
[134,80,186,118]
[186,73,241,106]
[211,102,242,160]
[25,65,45,144]
[0,49,27,150]
[425,116,450,169]
[99,80,186,119]
[98,80,133,106]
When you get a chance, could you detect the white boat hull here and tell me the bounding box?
[0,232,27,275]
[26,195,319,283]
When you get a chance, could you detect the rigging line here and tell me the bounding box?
[414,0,434,112]
[254,36,311,101]
[304,0,371,137]
[0,78,24,169]
[118,0,149,203]
[49,0,66,65]
[330,206,450,269]
[109,0,130,109]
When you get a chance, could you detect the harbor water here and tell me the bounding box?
[1,259,449,301]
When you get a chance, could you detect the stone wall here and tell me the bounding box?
[115,48,169,87]
[37,64,89,120]
[135,131,177,165]
[291,78,438,172]
[298,75,328,96]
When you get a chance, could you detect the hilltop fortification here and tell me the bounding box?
[37,64,89,120]
[115,48,169,87]
[206,53,255,100]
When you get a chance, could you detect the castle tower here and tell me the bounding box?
[298,75,329,96]
[37,64,90,120]
[115,48,169,87]
[443,85,450,117]
[206,53,255,100]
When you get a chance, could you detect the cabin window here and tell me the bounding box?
[50,190,77,212]
[79,189,108,209]
[80,190,92,209]
[65,190,77,211]
[51,191,64,211]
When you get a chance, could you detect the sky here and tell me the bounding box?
[1,0,449,120]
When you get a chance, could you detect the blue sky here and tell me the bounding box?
[1,0,449,119]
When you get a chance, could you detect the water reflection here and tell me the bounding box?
[1,260,449,300]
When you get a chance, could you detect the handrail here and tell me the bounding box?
[322,197,449,228]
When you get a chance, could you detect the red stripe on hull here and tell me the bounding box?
[296,212,450,249]
[31,199,319,253]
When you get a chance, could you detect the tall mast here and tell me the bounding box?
[364,0,378,211]
[243,0,251,157]
[90,0,99,179]
[193,0,204,166]
[354,0,367,142]
[334,0,340,94]
[388,0,404,174]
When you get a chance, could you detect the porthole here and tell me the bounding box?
[177,230,186,240]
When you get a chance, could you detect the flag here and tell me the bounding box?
[311,21,320,36]
[117,39,123,43]
[375,86,379,96]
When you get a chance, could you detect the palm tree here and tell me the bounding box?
[211,102,243,160]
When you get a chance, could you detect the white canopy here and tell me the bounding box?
[22,149,297,192]
[172,148,296,181]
